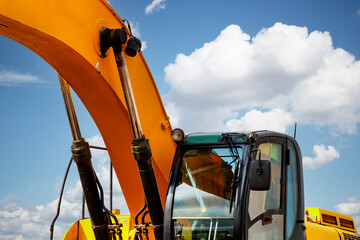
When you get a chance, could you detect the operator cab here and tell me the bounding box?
[164,130,306,240]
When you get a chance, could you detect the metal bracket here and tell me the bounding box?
[262,211,273,225]
[161,118,170,130]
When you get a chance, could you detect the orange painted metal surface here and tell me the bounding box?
[0,0,176,221]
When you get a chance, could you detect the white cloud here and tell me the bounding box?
[0,135,128,239]
[334,197,360,215]
[0,70,41,86]
[226,108,293,133]
[303,144,340,169]
[334,197,360,228]
[145,0,166,15]
[0,199,63,240]
[164,23,360,134]
[357,9,360,16]
[128,21,141,38]
[141,41,147,52]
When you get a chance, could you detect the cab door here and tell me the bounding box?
[245,136,305,240]
[246,137,286,240]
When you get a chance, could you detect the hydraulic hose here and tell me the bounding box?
[50,156,73,240]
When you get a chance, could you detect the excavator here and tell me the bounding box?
[0,0,359,239]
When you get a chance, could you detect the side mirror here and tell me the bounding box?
[249,160,271,191]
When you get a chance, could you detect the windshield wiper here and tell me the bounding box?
[223,133,242,213]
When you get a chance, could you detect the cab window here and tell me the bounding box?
[248,142,284,240]
[172,147,242,240]
[286,140,298,239]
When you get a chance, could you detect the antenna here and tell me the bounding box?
[293,123,297,139]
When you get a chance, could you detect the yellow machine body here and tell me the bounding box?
[305,207,360,240]
[62,210,135,240]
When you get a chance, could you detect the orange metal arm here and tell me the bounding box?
[0,0,176,219]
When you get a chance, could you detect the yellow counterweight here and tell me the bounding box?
[306,207,360,240]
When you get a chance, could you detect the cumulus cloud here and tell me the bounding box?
[0,135,128,239]
[0,198,68,239]
[0,70,41,86]
[145,0,166,15]
[334,197,360,228]
[303,144,340,169]
[164,23,360,134]
[141,41,147,52]
[226,108,293,133]
[128,21,141,38]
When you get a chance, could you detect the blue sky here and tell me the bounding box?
[0,0,360,239]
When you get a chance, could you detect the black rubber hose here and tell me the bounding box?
[135,202,147,225]
[50,156,73,240]
[94,171,119,226]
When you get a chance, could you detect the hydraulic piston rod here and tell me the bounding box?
[58,73,82,141]
[58,75,111,240]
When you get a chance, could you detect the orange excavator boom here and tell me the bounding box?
[0,0,176,222]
